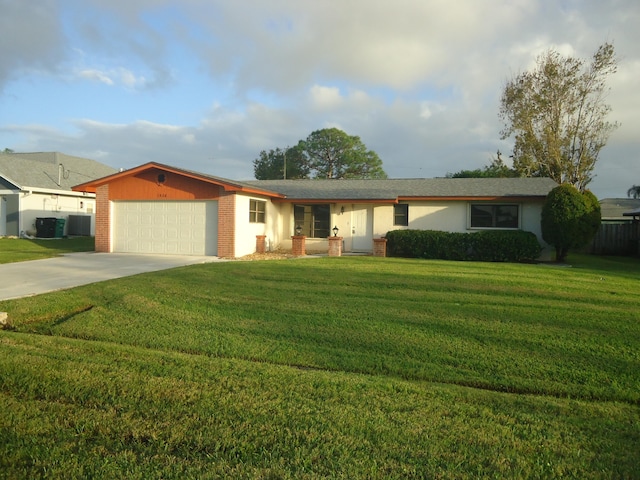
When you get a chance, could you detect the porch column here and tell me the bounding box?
[373,237,387,257]
[291,235,306,256]
[327,236,343,257]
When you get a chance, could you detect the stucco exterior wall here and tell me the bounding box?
[270,200,548,255]
[519,200,545,242]
[234,194,290,256]
[1,194,19,236]
[235,194,265,257]
[235,199,547,257]
[375,200,546,241]
[18,191,96,236]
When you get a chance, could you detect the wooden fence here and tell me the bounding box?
[588,222,639,255]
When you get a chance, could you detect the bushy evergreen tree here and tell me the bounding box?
[541,184,601,262]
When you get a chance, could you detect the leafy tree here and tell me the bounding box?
[499,43,618,191]
[447,151,518,178]
[1,148,14,154]
[253,146,308,180]
[254,128,387,180]
[300,128,387,179]
[627,185,640,199]
[541,184,601,262]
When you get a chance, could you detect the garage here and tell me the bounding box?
[113,200,218,255]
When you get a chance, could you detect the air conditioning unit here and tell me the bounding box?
[67,215,91,236]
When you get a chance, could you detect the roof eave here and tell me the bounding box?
[398,195,548,201]
[272,198,397,204]
[0,174,23,190]
[72,162,285,199]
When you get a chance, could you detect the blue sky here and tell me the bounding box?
[1,0,638,198]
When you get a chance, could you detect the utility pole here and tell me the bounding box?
[283,149,287,180]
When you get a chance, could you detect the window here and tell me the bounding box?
[294,204,330,238]
[249,199,266,223]
[394,203,409,226]
[470,204,519,229]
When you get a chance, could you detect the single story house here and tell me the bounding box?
[73,162,557,258]
[599,198,640,223]
[623,207,640,220]
[0,152,117,237]
[587,199,640,256]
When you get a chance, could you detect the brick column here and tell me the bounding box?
[94,185,110,252]
[217,191,236,258]
[256,235,267,254]
[373,237,387,257]
[327,236,343,257]
[291,235,306,256]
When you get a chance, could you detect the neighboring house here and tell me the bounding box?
[0,152,117,237]
[588,199,640,255]
[73,162,557,258]
[599,198,640,223]
[623,207,640,220]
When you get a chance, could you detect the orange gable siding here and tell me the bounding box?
[108,168,222,200]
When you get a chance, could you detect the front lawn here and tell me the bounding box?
[0,236,94,263]
[1,255,638,478]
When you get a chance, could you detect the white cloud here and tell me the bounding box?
[77,69,115,85]
[74,66,154,89]
[309,85,342,110]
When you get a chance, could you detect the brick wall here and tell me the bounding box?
[256,235,267,254]
[217,191,236,257]
[291,235,306,256]
[327,236,342,256]
[95,185,110,252]
[373,237,387,257]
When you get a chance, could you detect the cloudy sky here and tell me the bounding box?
[1,0,638,198]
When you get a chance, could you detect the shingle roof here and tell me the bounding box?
[0,152,117,191]
[599,198,640,220]
[244,177,558,200]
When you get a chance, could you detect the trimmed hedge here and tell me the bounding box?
[386,229,542,262]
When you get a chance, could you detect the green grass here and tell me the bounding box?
[0,237,95,263]
[1,255,639,478]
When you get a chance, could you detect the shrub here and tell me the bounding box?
[541,185,601,262]
[386,229,541,262]
[470,230,542,262]
[580,190,602,241]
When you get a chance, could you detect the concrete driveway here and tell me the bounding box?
[0,252,224,301]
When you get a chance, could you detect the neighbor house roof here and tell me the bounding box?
[245,177,558,203]
[599,198,640,220]
[0,152,117,192]
[623,207,640,218]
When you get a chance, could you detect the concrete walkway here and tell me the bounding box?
[0,252,224,301]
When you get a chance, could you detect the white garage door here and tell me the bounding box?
[113,201,217,255]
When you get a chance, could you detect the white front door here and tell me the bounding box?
[351,205,373,251]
